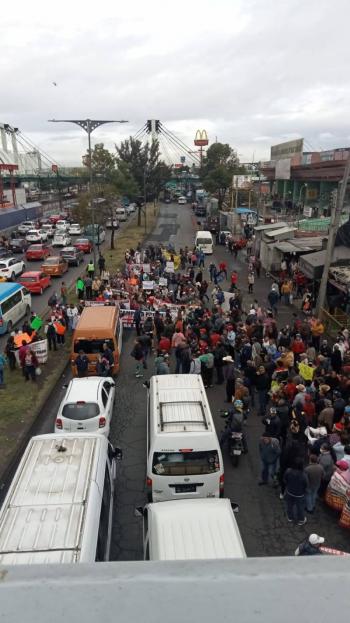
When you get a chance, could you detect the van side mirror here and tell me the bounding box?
[114,447,123,460]
[142,381,150,390]
[134,506,144,517]
[231,502,239,513]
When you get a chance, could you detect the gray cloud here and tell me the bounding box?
[1,0,350,165]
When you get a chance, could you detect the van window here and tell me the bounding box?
[96,466,112,561]
[197,237,212,245]
[62,402,100,420]
[74,338,114,354]
[0,291,22,315]
[152,450,220,476]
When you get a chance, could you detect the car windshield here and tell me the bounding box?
[152,450,220,476]
[28,245,42,250]
[61,248,74,253]
[74,339,114,354]
[62,402,100,420]
[43,258,59,265]
[20,276,37,282]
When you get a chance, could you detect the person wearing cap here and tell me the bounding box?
[262,407,281,439]
[223,355,235,403]
[295,534,324,556]
[292,384,306,410]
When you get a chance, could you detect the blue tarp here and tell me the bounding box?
[235,207,257,215]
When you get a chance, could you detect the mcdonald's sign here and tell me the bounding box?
[194,129,209,147]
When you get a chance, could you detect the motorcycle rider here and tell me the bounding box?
[220,399,248,453]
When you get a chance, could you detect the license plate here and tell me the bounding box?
[175,484,196,493]
[233,450,241,455]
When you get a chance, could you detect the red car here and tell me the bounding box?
[25,244,51,261]
[74,238,93,253]
[49,214,61,225]
[18,271,51,294]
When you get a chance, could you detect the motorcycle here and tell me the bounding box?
[220,411,246,467]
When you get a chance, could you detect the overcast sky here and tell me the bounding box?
[1,0,350,167]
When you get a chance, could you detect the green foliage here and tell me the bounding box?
[116,137,171,198]
[201,142,245,208]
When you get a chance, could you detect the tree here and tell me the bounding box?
[116,137,171,200]
[82,143,116,179]
[201,143,245,208]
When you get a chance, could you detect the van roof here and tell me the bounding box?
[196,230,212,236]
[149,498,246,560]
[0,434,107,565]
[0,283,22,301]
[74,306,118,337]
[152,375,213,433]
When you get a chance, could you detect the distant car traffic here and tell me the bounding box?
[9,238,30,254]
[18,271,51,294]
[49,214,61,225]
[0,257,25,281]
[26,230,42,244]
[106,218,119,230]
[41,256,68,277]
[52,233,72,247]
[60,246,84,266]
[18,221,37,235]
[115,207,127,221]
[25,244,51,261]
[74,238,93,253]
[68,223,82,236]
[178,196,187,205]
[40,223,55,238]
[56,220,70,232]
[55,377,116,436]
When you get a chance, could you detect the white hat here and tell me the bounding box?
[309,534,324,546]
[222,355,234,363]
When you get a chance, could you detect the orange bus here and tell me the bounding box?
[71,305,123,376]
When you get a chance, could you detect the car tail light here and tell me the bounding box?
[0,318,3,326]
[99,417,106,428]
[56,418,63,429]
[219,474,224,496]
[146,477,152,488]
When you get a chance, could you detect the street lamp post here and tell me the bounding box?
[48,118,128,266]
[298,183,308,224]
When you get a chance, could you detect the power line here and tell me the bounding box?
[160,123,200,163]
[17,131,60,167]
[160,126,199,164]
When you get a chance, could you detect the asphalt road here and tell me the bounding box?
[5,202,349,560]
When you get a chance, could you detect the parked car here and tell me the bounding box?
[18,221,37,235]
[127,203,136,212]
[54,377,116,436]
[0,257,25,281]
[106,218,119,230]
[178,196,187,205]
[25,244,51,261]
[40,223,55,238]
[52,233,71,247]
[18,271,51,294]
[68,223,82,236]
[60,246,84,266]
[74,238,93,254]
[8,238,30,253]
[41,256,68,276]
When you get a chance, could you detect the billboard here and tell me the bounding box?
[275,158,291,180]
[271,139,303,160]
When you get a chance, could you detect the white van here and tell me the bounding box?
[0,283,31,335]
[143,498,246,561]
[0,433,122,565]
[146,374,224,502]
[195,230,213,254]
[115,206,127,221]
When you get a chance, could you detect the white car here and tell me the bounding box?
[0,257,25,281]
[26,229,42,243]
[55,220,70,231]
[40,224,55,238]
[115,207,127,221]
[55,377,116,436]
[178,196,187,205]
[68,223,82,236]
[127,203,136,212]
[106,218,119,230]
[52,233,72,247]
[18,221,37,235]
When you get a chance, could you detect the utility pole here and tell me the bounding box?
[316,155,350,316]
[49,118,128,266]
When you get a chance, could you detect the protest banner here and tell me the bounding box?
[120,308,166,328]
[159,277,168,287]
[165,261,175,273]
[142,281,154,290]
[30,339,48,364]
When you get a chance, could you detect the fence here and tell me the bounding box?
[320,307,350,339]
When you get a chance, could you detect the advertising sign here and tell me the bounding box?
[275,158,291,180]
[271,138,303,160]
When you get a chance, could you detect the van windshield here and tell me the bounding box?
[197,238,212,245]
[152,450,220,476]
[74,339,114,354]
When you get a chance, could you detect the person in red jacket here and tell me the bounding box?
[158,335,171,353]
[291,334,305,362]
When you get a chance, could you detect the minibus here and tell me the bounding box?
[146,374,224,502]
[71,305,123,376]
[0,433,122,565]
[0,283,32,335]
[195,230,213,254]
[143,498,246,561]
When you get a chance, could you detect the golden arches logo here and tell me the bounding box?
[194,129,209,146]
